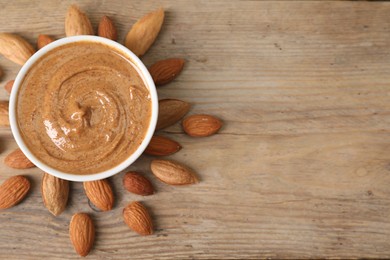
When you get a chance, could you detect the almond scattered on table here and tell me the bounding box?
[0,101,9,126]
[69,213,95,257]
[98,15,117,41]
[123,172,154,196]
[151,159,198,185]
[41,172,69,216]
[83,179,114,211]
[145,135,182,156]
[0,3,221,256]
[4,148,35,169]
[37,34,54,49]
[0,33,35,65]
[125,8,164,57]
[123,201,153,236]
[149,58,185,86]
[0,175,30,209]
[156,99,190,130]
[183,114,222,137]
[65,5,94,36]
[4,80,14,94]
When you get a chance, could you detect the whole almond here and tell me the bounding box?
[156,99,190,130]
[4,80,14,94]
[69,213,95,257]
[65,5,94,36]
[0,175,30,209]
[145,135,181,156]
[151,159,198,185]
[183,114,222,137]
[125,8,164,57]
[123,201,153,236]
[83,179,114,211]
[4,148,35,169]
[123,172,154,196]
[37,34,54,50]
[149,58,185,86]
[0,33,35,65]
[98,16,117,41]
[41,173,69,216]
[0,101,9,126]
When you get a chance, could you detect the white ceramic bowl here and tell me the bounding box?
[9,36,158,182]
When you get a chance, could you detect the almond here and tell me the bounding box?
[125,8,164,57]
[151,159,198,185]
[0,33,35,65]
[183,114,222,137]
[149,58,185,86]
[123,201,153,236]
[41,172,69,216]
[4,80,14,94]
[83,179,114,211]
[65,5,94,36]
[0,67,3,79]
[123,172,154,196]
[4,148,35,169]
[69,213,95,257]
[0,175,30,209]
[145,135,181,156]
[156,99,190,130]
[0,101,9,126]
[98,16,117,41]
[37,34,54,50]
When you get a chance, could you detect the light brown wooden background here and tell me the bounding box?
[0,0,390,259]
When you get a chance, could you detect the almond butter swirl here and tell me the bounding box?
[16,41,151,174]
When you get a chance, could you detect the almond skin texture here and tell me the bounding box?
[0,33,35,65]
[125,8,164,57]
[83,179,114,211]
[4,80,14,94]
[0,101,9,126]
[183,114,223,137]
[65,5,94,36]
[37,34,54,50]
[4,148,35,169]
[123,172,154,196]
[0,175,30,209]
[41,173,69,216]
[69,213,95,257]
[151,159,198,185]
[156,99,190,130]
[123,201,153,235]
[145,135,181,156]
[98,16,117,41]
[149,58,185,86]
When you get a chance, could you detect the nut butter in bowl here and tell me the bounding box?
[9,36,158,182]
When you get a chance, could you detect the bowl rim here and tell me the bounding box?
[9,35,158,182]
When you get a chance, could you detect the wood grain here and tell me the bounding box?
[0,0,390,258]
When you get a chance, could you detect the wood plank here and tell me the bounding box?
[0,0,389,258]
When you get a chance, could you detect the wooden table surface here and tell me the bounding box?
[0,0,390,259]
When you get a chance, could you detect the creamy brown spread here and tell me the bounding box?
[17,41,151,174]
